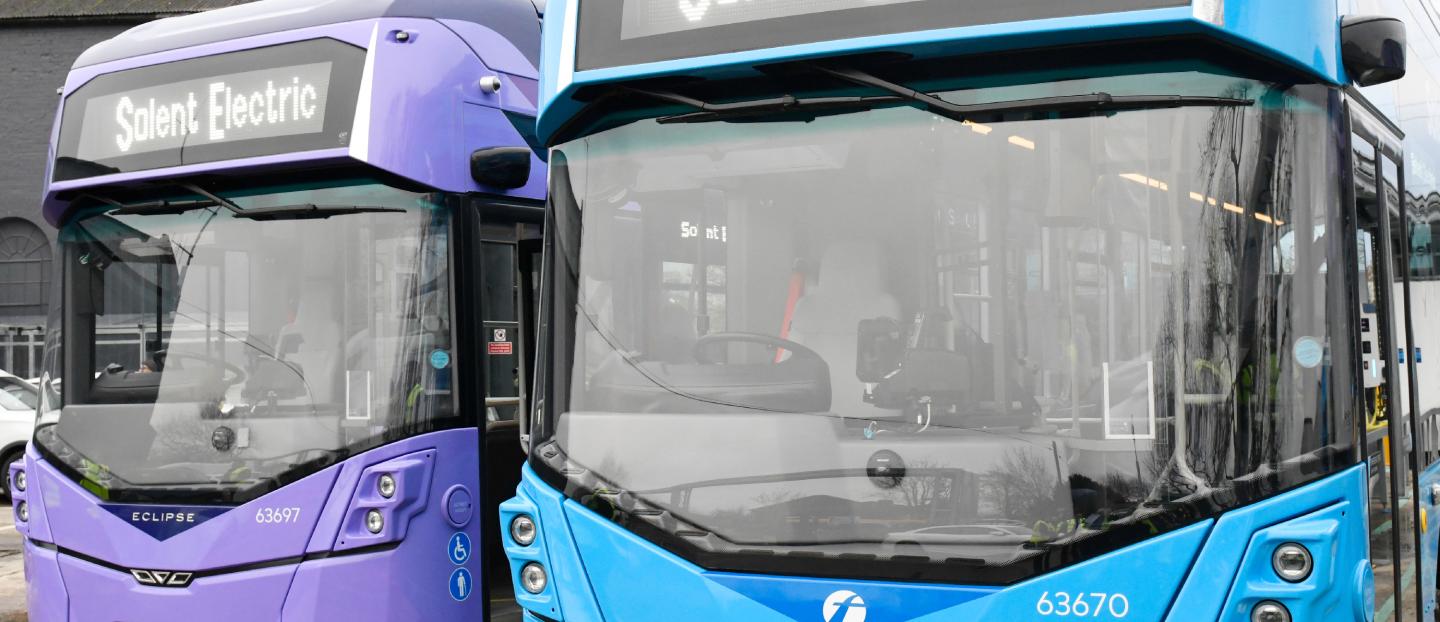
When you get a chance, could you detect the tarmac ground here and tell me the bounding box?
[0,505,25,621]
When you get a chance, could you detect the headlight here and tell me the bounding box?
[520,562,547,594]
[1271,543,1313,582]
[1251,601,1291,622]
[365,509,384,534]
[12,470,24,493]
[511,515,537,546]
[16,501,27,523]
[377,474,396,499]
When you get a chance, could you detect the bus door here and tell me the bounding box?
[462,199,544,621]
[1351,99,1424,622]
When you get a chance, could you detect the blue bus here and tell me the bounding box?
[504,1,1440,620]
[6,0,547,619]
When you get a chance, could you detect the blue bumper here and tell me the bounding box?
[502,463,1372,621]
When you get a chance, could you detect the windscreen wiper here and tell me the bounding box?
[80,190,219,217]
[183,183,404,220]
[646,64,1252,124]
[95,183,402,221]
[627,86,907,124]
[86,183,239,218]
[230,204,404,221]
[106,198,222,216]
[807,64,1253,120]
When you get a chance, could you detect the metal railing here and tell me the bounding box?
[0,326,44,379]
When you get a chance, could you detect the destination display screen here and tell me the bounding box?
[55,39,365,182]
[621,0,926,40]
[579,0,1191,70]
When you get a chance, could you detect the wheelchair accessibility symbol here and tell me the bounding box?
[448,532,471,565]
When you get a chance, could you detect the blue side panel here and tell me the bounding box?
[1168,464,1369,621]
[539,0,570,123]
[502,464,606,622]
[1216,500,1367,620]
[1221,0,1343,85]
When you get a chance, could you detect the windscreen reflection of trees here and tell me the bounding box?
[560,79,1342,550]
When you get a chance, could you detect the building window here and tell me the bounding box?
[0,218,51,319]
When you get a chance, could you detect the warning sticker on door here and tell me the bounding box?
[489,342,513,355]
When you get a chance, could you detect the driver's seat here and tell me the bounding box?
[788,242,902,419]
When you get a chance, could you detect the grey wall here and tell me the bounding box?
[0,24,132,233]
[0,23,132,375]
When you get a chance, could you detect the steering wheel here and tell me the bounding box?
[161,350,248,386]
[692,332,822,365]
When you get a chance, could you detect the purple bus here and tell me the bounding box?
[6,1,546,619]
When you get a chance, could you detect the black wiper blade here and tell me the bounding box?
[101,183,403,221]
[634,65,1254,125]
[808,64,1253,121]
[81,191,221,217]
[109,198,221,216]
[658,94,906,124]
[231,204,405,221]
[620,84,906,124]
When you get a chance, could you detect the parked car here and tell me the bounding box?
[0,371,37,499]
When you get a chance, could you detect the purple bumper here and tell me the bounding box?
[14,429,485,621]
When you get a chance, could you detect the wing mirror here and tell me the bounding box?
[470,147,532,189]
[1342,15,1406,87]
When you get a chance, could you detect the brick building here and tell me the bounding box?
[0,1,251,376]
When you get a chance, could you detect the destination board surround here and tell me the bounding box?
[579,0,1193,71]
[55,39,364,182]
[77,62,334,162]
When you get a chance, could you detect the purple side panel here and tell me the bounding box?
[333,449,435,552]
[19,448,54,543]
[33,457,338,571]
[284,429,483,620]
[305,429,474,554]
[464,103,547,198]
[438,18,539,79]
[22,542,68,622]
[355,18,545,200]
[58,556,296,621]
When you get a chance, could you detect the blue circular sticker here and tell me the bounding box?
[430,349,451,370]
[1294,337,1324,369]
[448,532,471,565]
[449,567,473,601]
